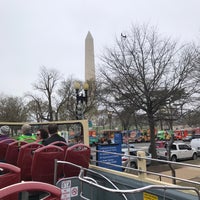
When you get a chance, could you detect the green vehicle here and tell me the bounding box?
[157,130,166,140]
[157,130,173,140]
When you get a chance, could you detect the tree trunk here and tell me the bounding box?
[148,112,157,159]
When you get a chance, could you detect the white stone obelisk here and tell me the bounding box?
[85,31,95,82]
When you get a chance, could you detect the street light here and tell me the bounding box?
[107,111,112,130]
[74,81,89,120]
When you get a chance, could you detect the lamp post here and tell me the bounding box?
[74,82,89,120]
[107,111,113,142]
[107,111,112,130]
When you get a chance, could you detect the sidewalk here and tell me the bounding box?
[147,161,200,187]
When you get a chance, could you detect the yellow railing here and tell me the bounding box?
[0,120,89,146]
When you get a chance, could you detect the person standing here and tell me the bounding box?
[42,123,66,145]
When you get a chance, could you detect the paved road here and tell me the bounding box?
[146,158,200,188]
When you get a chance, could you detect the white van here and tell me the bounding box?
[190,138,200,156]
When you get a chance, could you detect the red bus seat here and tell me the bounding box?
[63,144,91,177]
[0,162,21,200]
[0,139,15,161]
[31,145,64,185]
[17,142,43,181]
[5,141,28,166]
[0,181,61,200]
[50,141,68,154]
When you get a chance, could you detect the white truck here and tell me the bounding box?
[191,138,200,156]
[157,142,197,161]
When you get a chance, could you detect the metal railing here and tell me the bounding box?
[55,160,128,200]
[91,148,200,189]
[55,160,200,200]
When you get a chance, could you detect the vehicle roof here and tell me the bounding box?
[172,142,189,145]
[191,138,200,141]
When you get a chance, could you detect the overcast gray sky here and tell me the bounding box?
[0,0,199,96]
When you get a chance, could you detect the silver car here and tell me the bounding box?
[122,148,151,169]
[121,143,135,149]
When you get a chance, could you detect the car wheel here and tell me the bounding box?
[130,162,137,168]
[192,153,197,160]
[171,155,177,162]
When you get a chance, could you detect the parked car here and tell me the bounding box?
[156,141,167,148]
[182,135,193,142]
[122,148,151,169]
[157,142,197,161]
[190,138,200,156]
[121,143,135,149]
[193,134,200,139]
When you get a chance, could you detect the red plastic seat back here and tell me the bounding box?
[0,162,21,200]
[50,141,68,154]
[0,181,61,200]
[5,141,28,166]
[31,145,64,184]
[63,144,91,177]
[17,142,43,181]
[0,139,15,161]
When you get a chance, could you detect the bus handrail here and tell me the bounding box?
[78,168,200,199]
[92,149,200,188]
[55,160,128,200]
[55,160,200,200]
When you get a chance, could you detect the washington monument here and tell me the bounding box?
[85,31,95,81]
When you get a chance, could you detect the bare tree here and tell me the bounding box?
[99,24,196,158]
[26,66,63,121]
[26,66,98,122]
[55,77,77,120]
[0,95,28,122]
[26,96,48,122]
